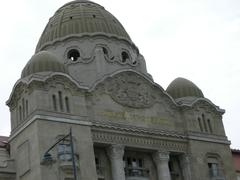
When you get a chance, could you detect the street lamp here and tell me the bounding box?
[41,128,78,180]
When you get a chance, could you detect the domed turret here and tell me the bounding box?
[36,0,131,52]
[21,51,68,78]
[31,0,148,87]
[166,77,204,99]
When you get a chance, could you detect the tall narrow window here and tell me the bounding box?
[198,117,203,132]
[19,106,22,123]
[202,114,208,132]
[52,95,57,111]
[58,91,63,112]
[65,97,70,113]
[102,47,109,57]
[26,100,28,116]
[95,156,103,176]
[22,98,25,119]
[207,119,213,133]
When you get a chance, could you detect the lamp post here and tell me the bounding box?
[41,128,77,180]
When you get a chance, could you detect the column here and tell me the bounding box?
[180,154,191,180]
[107,144,125,180]
[153,151,171,180]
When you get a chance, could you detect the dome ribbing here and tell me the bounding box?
[21,51,68,78]
[36,0,131,52]
[166,77,204,99]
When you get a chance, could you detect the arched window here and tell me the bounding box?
[58,91,63,112]
[207,119,213,133]
[52,95,57,111]
[65,97,70,113]
[202,114,208,132]
[67,49,80,61]
[198,117,203,132]
[22,99,25,119]
[26,100,28,116]
[19,106,22,123]
[102,47,109,57]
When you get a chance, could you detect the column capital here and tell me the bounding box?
[180,153,190,164]
[152,151,171,180]
[107,144,125,160]
[153,151,170,163]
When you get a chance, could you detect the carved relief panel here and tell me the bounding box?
[90,71,182,132]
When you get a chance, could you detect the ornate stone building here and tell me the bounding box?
[0,0,237,180]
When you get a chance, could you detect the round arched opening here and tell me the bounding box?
[67,49,80,61]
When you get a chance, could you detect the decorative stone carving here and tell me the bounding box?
[153,151,170,162]
[105,72,155,108]
[92,129,187,152]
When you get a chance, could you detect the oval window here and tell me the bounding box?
[67,49,80,61]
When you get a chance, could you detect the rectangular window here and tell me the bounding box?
[208,163,218,177]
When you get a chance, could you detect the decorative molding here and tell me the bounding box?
[187,132,230,145]
[91,120,186,138]
[92,129,187,153]
[180,98,225,115]
[37,33,138,54]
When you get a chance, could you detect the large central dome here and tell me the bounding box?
[36,0,131,52]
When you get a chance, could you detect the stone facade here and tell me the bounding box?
[0,0,237,180]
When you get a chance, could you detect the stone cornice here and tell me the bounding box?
[91,121,186,139]
[187,132,230,145]
[179,97,225,115]
[9,114,91,142]
[91,122,231,146]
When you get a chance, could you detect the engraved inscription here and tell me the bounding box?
[98,110,172,125]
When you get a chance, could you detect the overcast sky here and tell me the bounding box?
[0,0,239,149]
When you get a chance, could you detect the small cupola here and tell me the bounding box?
[21,51,68,78]
[166,77,204,99]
